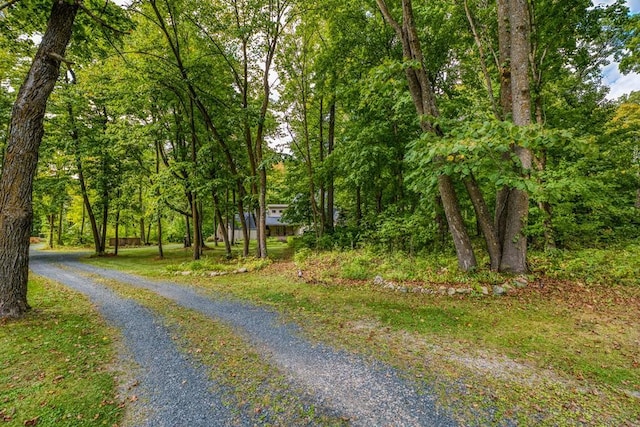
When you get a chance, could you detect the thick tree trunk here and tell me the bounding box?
[495,0,513,245]
[0,0,78,318]
[500,0,533,273]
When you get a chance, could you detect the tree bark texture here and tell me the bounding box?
[500,0,533,273]
[0,0,78,318]
[464,177,501,270]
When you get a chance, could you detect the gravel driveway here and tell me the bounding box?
[29,250,457,427]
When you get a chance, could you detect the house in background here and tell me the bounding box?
[219,204,300,242]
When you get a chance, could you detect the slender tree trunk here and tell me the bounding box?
[377,0,477,271]
[68,88,101,254]
[100,201,108,254]
[326,100,336,233]
[356,186,362,226]
[0,1,79,317]
[155,138,164,259]
[438,175,477,271]
[157,214,164,259]
[56,203,64,246]
[464,177,501,270]
[319,98,327,233]
[139,185,146,244]
[80,203,85,244]
[184,213,192,248]
[213,190,232,258]
[114,205,120,256]
[188,99,201,260]
[48,215,55,249]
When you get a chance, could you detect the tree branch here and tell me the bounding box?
[76,0,128,35]
[0,0,20,10]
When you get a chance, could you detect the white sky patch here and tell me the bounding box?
[597,0,640,99]
[593,0,640,12]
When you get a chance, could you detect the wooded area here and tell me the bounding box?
[0,0,639,317]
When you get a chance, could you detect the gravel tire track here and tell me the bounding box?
[29,252,248,427]
[31,250,457,427]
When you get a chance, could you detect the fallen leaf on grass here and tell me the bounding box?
[23,417,39,426]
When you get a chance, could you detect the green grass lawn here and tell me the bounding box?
[0,277,121,427]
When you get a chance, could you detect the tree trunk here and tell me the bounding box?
[184,213,192,248]
[213,190,232,258]
[326,100,336,233]
[157,213,164,259]
[56,203,64,246]
[439,175,477,271]
[48,214,55,249]
[356,186,362,226]
[114,205,120,256]
[191,194,201,260]
[464,177,501,270]
[155,137,164,259]
[80,203,86,244]
[0,0,78,318]
[100,200,109,254]
[495,0,513,246]
[139,185,146,244]
[500,0,533,274]
[377,0,477,271]
[68,82,101,254]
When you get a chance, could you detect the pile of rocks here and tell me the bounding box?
[176,267,250,277]
[371,275,529,297]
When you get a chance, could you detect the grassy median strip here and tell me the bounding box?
[89,275,348,426]
[0,276,121,427]
[85,244,640,425]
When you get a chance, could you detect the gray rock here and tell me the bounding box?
[438,286,447,295]
[493,285,506,296]
[456,288,472,294]
[237,267,249,273]
[447,287,456,296]
[373,275,385,286]
[181,271,191,276]
[513,276,528,288]
[479,286,489,295]
[397,287,408,293]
